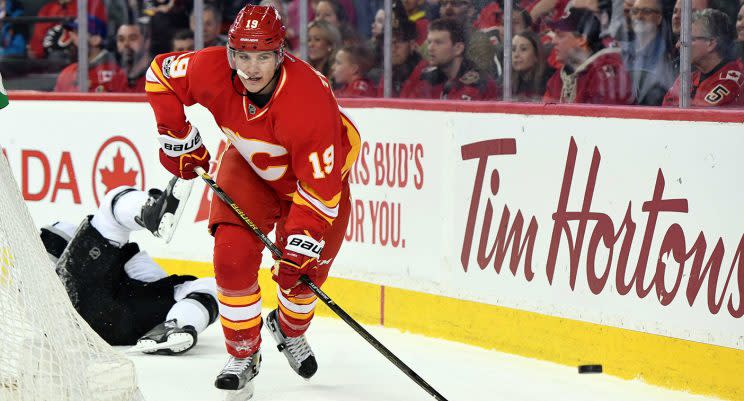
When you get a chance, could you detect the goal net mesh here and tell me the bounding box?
[0,153,139,401]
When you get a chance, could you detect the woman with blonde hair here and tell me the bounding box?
[307,19,342,77]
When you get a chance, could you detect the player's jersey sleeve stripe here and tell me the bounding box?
[340,112,362,176]
[293,182,339,222]
[148,59,175,92]
[145,81,170,93]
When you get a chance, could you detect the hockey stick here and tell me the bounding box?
[194,166,449,401]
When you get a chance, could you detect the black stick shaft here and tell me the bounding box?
[194,166,449,401]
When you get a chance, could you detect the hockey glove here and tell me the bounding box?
[272,234,325,293]
[158,125,210,180]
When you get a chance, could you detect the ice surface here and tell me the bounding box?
[125,312,721,401]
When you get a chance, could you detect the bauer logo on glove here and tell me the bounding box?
[287,236,324,257]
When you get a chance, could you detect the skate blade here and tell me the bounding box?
[158,179,194,243]
[125,334,193,355]
[223,382,254,401]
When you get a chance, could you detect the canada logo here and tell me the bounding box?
[92,136,146,206]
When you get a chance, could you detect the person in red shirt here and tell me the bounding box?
[663,9,744,107]
[54,17,127,92]
[401,18,500,101]
[144,5,360,396]
[332,44,376,97]
[116,23,150,92]
[543,7,633,104]
[29,0,106,59]
[403,0,429,45]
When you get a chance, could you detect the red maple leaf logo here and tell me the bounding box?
[99,148,138,194]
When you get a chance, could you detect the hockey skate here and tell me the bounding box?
[215,351,262,401]
[128,319,197,355]
[265,309,318,379]
[135,177,193,243]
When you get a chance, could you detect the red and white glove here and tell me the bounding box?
[273,234,325,293]
[157,125,210,180]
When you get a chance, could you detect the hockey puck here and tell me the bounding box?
[578,364,602,374]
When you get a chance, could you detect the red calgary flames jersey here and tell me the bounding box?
[145,47,361,238]
[54,60,127,92]
[333,78,376,98]
[662,59,744,107]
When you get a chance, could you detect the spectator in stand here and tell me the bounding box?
[401,18,500,100]
[116,23,149,92]
[736,3,744,63]
[512,30,554,102]
[287,0,314,49]
[403,0,430,45]
[671,0,721,41]
[190,3,226,48]
[529,0,571,30]
[314,0,360,45]
[332,45,377,97]
[142,0,188,56]
[544,8,633,104]
[307,19,342,78]
[357,0,384,38]
[663,9,744,107]
[623,0,674,106]
[171,29,193,52]
[475,3,533,41]
[438,0,499,79]
[371,8,384,39]
[54,16,126,92]
[383,7,425,97]
[29,0,107,59]
[0,0,26,57]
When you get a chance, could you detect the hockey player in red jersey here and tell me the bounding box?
[663,9,744,107]
[144,4,360,397]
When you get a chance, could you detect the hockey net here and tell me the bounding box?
[0,153,141,401]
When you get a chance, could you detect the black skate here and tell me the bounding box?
[135,177,193,243]
[129,319,197,355]
[215,351,262,401]
[265,309,317,379]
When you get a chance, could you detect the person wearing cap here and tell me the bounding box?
[29,0,107,59]
[372,0,424,97]
[53,16,127,92]
[401,18,500,100]
[544,7,633,104]
[663,9,744,107]
[144,4,360,397]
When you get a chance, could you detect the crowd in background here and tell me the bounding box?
[2,0,744,107]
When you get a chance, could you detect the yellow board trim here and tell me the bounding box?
[155,258,744,401]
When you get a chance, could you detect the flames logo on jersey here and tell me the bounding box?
[220,126,289,181]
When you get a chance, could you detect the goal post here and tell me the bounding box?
[0,152,141,401]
